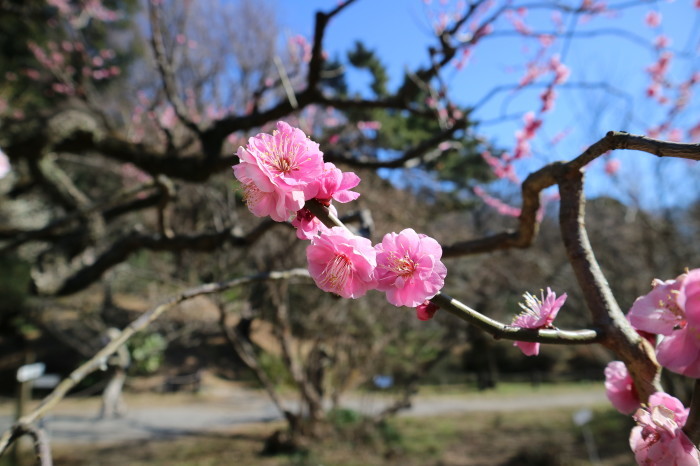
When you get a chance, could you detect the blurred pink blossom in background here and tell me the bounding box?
[0,148,10,179]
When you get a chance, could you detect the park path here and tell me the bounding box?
[0,383,608,445]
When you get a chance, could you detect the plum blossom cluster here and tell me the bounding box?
[627,269,700,378]
[233,122,447,315]
[599,268,700,464]
[630,392,699,465]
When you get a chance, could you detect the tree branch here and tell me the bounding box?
[0,268,311,459]
[556,169,661,401]
[40,219,279,296]
[324,118,468,169]
[306,199,601,346]
[4,423,53,466]
[148,1,201,135]
[217,301,297,424]
[684,379,700,444]
[443,131,700,258]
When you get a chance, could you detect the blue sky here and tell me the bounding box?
[279,1,700,208]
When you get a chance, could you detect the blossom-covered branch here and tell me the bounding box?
[306,197,599,346]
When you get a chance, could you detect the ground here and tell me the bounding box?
[0,377,634,465]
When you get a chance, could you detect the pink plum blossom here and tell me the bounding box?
[512,288,567,356]
[307,227,377,299]
[644,11,662,28]
[604,159,621,176]
[416,300,439,321]
[480,151,519,183]
[357,121,381,131]
[0,148,10,179]
[291,163,361,239]
[374,229,447,307]
[234,164,292,222]
[540,87,557,112]
[677,269,700,329]
[628,277,685,336]
[630,392,699,466]
[604,361,640,414]
[549,55,570,85]
[233,121,324,222]
[306,162,361,205]
[627,272,700,377]
[474,186,521,217]
[654,34,671,50]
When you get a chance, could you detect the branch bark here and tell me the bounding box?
[556,168,661,401]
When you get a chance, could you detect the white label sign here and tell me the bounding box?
[16,363,46,383]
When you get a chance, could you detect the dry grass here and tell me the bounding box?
[46,407,635,466]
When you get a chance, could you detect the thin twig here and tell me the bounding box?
[216,301,297,424]
[148,1,200,135]
[305,198,601,346]
[683,379,700,444]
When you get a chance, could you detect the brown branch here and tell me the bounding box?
[444,131,700,258]
[0,180,160,252]
[374,346,452,422]
[4,423,53,466]
[307,0,358,91]
[442,162,556,257]
[154,175,175,238]
[216,302,296,424]
[34,219,279,296]
[684,380,700,444]
[306,199,601,346]
[556,169,661,401]
[269,283,323,419]
[148,1,201,135]
[324,118,468,169]
[50,129,236,182]
[0,268,311,459]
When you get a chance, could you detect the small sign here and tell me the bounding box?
[33,374,60,389]
[573,408,593,426]
[373,375,394,389]
[16,362,46,383]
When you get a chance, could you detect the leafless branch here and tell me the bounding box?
[40,218,279,296]
[148,1,201,135]
[443,131,700,258]
[556,169,661,400]
[324,118,468,169]
[306,199,601,346]
[0,268,311,459]
[3,423,53,466]
[217,301,297,423]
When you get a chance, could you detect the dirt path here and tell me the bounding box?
[0,384,608,446]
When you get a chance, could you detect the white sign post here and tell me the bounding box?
[16,362,46,383]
